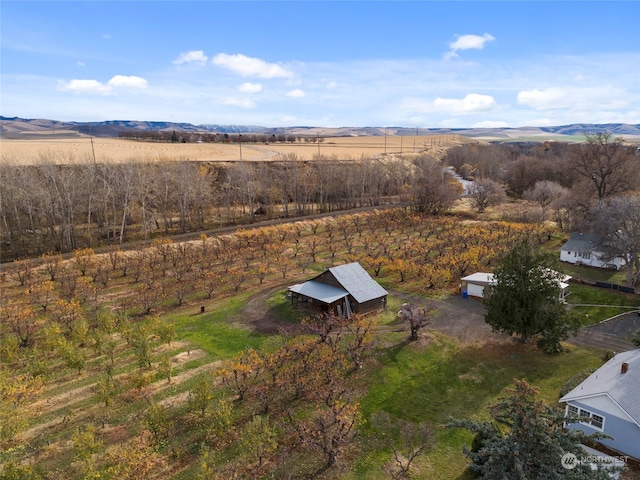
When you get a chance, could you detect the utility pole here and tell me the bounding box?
[384,128,387,155]
[239,134,243,161]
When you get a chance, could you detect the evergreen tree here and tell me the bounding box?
[484,240,578,352]
[448,379,623,479]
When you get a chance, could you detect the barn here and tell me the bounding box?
[288,262,388,317]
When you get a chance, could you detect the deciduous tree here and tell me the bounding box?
[371,411,435,478]
[468,178,507,213]
[398,302,435,341]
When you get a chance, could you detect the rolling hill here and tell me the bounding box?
[1,116,639,141]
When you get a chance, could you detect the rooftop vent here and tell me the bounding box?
[621,362,629,374]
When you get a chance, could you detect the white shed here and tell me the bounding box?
[460,272,495,298]
[461,270,571,302]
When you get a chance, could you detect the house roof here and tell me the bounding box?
[560,349,640,427]
[561,232,621,255]
[461,270,570,289]
[288,281,349,304]
[326,262,388,304]
[461,272,496,286]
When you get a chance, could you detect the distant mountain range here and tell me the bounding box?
[1,116,639,139]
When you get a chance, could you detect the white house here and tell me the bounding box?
[560,232,626,270]
[460,270,571,302]
[560,349,640,461]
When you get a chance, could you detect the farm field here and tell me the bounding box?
[0,134,473,164]
[2,209,637,479]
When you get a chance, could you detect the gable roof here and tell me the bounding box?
[461,270,571,290]
[561,232,621,255]
[461,272,496,286]
[560,349,640,426]
[288,281,348,304]
[324,262,388,304]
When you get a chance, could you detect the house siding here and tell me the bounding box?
[559,232,626,270]
[560,248,624,270]
[565,400,640,460]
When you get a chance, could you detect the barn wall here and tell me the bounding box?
[314,271,343,290]
[356,297,387,315]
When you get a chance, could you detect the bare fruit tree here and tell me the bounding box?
[398,302,435,341]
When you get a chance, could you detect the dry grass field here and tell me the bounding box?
[0,134,475,164]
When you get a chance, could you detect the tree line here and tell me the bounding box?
[445,133,640,286]
[118,129,307,144]
[0,154,460,261]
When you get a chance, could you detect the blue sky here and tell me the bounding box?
[2,1,639,128]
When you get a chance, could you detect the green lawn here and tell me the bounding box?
[567,283,639,326]
[349,335,604,479]
[161,284,615,479]
[561,263,627,284]
[171,292,267,358]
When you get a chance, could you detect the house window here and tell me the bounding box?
[568,405,605,431]
[591,414,604,429]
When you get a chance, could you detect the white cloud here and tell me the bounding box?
[220,97,256,108]
[517,86,633,110]
[58,79,112,95]
[107,75,148,89]
[287,89,305,98]
[76,61,85,67]
[58,75,148,95]
[173,50,208,66]
[238,82,262,93]
[445,33,495,60]
[405,93,499,115]
[212,53,293,78]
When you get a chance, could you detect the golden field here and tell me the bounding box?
[0,134,474,164]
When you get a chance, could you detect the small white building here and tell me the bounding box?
[461,270,571,302]
[560,233,626,270]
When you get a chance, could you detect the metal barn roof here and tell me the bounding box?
[288,281,349,304]
[328,262,388,304]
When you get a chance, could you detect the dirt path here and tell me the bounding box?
[236,283,292,333]
[235,284,515,345]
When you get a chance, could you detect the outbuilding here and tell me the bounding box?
[288,262,387,317]
[461,270,571,302]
